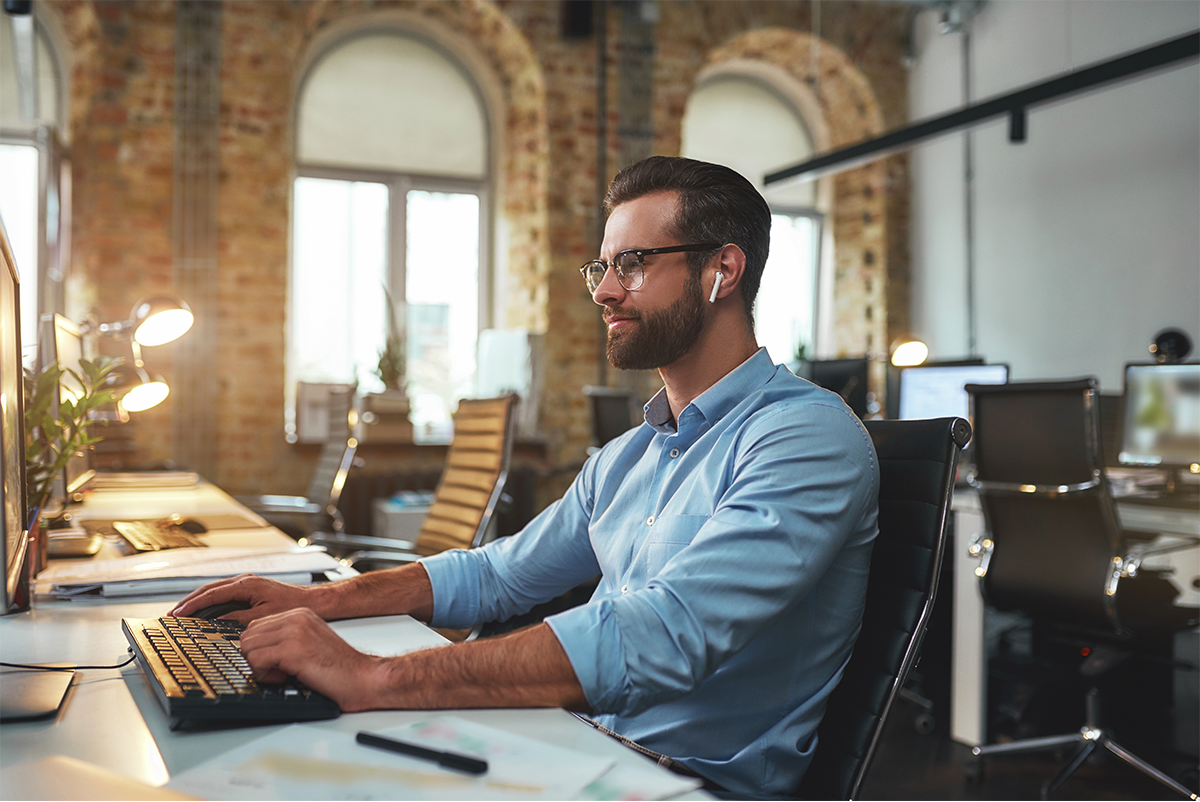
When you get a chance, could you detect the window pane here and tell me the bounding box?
[757,214,819,366]
[0,143,39,363]
[291,177,388,390]
[405,190,478,440]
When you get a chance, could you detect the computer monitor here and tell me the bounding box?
[899,362,1010,420]
[39,314,94,503]
[803,358,870,418]
[1,219,30,614]
[1118,362,1200,472]
[582,386,638,448]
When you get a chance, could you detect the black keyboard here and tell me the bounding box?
[122,616,340,724]
[112,520,205,551]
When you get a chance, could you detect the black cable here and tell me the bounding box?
[1,653,137,671]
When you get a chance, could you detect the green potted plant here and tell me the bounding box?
[24,356,121,519]
[375,287,406,393]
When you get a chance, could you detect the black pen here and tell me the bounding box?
[356,731,489,775]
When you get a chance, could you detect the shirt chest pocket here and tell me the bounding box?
[639,513,709,579]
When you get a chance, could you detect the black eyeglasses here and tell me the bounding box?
[579,243,722,293]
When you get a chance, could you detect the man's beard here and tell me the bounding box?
[606,270,707,370]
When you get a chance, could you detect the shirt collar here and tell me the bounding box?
[644,347,776,434]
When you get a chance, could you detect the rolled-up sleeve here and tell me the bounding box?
[421,456,605,631]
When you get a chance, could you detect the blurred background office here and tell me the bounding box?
[1,1,1196,794]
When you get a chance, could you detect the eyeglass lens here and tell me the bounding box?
[582,252,642,293]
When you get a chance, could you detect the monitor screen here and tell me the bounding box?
[899,363,1009,420]
[805,358,870,418]
[1119,362,1200,470]
[583,386,637,448]
[1,218,30,613]
[50,315,94,498]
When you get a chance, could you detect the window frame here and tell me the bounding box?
[759,204,825,365]
[287,163,491,440]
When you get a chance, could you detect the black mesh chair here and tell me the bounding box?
[798,416,971,800]
[965,379,1198,799]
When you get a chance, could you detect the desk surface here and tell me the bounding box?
[2,478,700,800]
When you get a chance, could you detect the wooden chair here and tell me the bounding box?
[315,395,517,566]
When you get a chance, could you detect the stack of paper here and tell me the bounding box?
[34,545,341,598]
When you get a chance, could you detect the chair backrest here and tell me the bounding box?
[966,379,1124,632]
[798,416,970,801]
[305,436,358,512]
[412,395,517,556]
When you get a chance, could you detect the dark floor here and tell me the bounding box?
[859,698,1200,800]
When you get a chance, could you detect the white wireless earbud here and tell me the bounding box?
[709,272,724,304]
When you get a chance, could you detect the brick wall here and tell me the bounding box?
[41,0,909,512]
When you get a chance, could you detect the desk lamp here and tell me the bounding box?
[889,335,929,367]
[90,296,194,346]
[85,295,193,414]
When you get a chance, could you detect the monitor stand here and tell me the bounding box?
[0,663,76,722]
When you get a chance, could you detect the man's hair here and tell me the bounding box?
[604,156,771,325]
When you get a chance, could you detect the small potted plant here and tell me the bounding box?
[24,356,121,537]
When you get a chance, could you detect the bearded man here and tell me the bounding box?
[175,156,878,799]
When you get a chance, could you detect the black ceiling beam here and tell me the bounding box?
[765,30,1200,186]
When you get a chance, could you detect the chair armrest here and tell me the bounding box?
[306,533,417,553]
[967,532,995,577]
[345,550,423,571]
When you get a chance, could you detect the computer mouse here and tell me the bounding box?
[171,518,208,535]
[191,601,252,620]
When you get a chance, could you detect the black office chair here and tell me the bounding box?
[798,416,971,800]
[235,435,358,541]
[965,379,1198,799]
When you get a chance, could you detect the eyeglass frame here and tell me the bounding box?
[579,242,723,293]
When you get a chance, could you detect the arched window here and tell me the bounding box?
[292,32,489,442]
[682,74,823,366]
[0,11,64,362]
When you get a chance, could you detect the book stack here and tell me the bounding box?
[359,391,413,443]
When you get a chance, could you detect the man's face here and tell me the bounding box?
[594,192,709,371]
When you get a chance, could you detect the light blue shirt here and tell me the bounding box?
[422,348,878,798]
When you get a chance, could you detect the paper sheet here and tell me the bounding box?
[34,545,340,598]
[166,716,617,801]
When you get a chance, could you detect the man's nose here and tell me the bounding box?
[591,264,625,306]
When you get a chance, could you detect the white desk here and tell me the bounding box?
[2,480,703,800]
[949,490,1200,747]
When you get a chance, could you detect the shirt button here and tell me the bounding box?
[646,515,655,526]
[621,584,629,594]
[669,448,680,458]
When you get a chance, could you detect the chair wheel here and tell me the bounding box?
[914,712,936,735]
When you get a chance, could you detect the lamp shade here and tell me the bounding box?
[131,296,194,346]
[103,363,170,413]
[890,336,929,368]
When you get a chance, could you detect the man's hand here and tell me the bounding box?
[170,574,331,624]
[237,608,388,711]
[170,562,435,624]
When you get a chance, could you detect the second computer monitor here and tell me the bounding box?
[1119,362,1200,471]
[805,358,870,418]
[899,362,1009,420]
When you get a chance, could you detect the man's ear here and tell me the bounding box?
[709,244,747,302]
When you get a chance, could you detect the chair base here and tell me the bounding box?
[973,727,1198,800]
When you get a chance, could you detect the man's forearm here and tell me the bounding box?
[320,562,435,622]
[347,622,589,713]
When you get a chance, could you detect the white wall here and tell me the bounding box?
[908,0,1199,391]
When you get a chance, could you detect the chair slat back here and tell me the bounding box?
[414,395,517,557]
